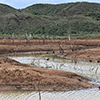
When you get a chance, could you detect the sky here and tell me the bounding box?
[0,0,100,9]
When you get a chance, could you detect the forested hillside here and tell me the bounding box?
[0,2,100,38]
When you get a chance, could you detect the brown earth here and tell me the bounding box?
[0,38,100,91]
[0,57,99,91]
[0,38,100,62]
[60,48,100,62]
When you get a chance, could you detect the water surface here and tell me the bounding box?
[0,88,100,100]
[11,55,100,82]
[2,55,99,100]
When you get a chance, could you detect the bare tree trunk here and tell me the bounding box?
[38,79,41,100]
[43,39,45,45]
[39,91,41,100]
[12,39,14,45]
[59,44,64,54]
[68,34,71,41]
[3,39,5,44]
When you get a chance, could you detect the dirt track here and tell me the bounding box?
[0,57,98,91]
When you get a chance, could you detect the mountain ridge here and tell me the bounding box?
[0,2,100,39]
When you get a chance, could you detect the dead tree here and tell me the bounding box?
[38,79,41,100]
[3,38,6,44]
[59,44,64,54]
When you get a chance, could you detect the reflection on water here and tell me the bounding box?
[0,88,100,100]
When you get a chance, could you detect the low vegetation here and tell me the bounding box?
[0,2,100,39]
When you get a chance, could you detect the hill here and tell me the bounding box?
[0,4,17,15]
[0,2,100,39]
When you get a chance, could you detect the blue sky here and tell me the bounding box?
[0,0,100,9]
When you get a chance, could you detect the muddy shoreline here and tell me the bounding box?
[0,39,100,62]
[0,57,99,91]
[0,39,100,91]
